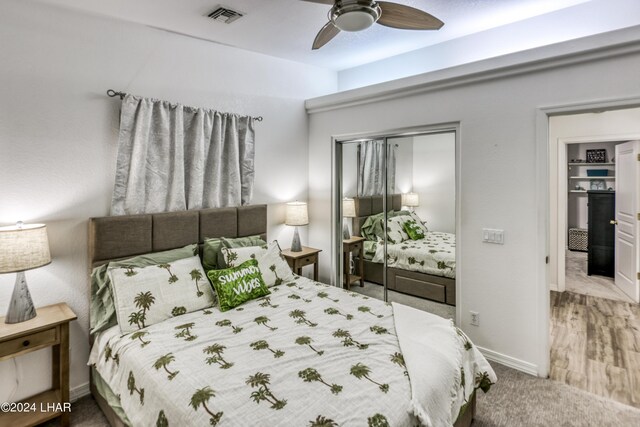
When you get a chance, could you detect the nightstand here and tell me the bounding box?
[343,236,365,289]
[0,303,77,427]
[281,246,322,281]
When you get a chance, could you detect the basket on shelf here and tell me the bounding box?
[586,169,608,176]
[568,228,588,252]
[586,149,606,163]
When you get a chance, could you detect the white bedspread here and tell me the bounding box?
[89,276,493,426]
[373,232,456,279]
[392,302,496,427]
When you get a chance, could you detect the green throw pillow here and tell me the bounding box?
[403,219,426,240]
[203,235,267,270]
[207,259,270,311]
[202,238,224,271]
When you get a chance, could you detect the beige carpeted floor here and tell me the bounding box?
[50,361,640,426]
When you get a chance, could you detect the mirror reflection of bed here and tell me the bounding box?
[341,132,456,320]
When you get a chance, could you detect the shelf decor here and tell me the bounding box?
[586,149,606,163]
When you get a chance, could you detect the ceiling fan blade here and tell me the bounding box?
[377,1,444,30]
[300,0,335,4]
[312,22,341,50]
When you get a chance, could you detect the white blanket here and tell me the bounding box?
[373,232,456,279]
[392,302,496,427]
[88,276,494,426]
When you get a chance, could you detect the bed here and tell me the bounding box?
[87,205,493,426]
[353,195,457,305]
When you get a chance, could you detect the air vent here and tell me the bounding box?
[207,6,244,24]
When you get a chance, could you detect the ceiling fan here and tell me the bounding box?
[301,0,444,50]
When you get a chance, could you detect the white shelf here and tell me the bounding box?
[569,190,587,193]
[568,162,615,166]
[569,176,615,180]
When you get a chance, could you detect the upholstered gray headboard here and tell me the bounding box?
[88,205,267,269]
[352,195,402,237]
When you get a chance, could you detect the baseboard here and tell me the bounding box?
[70,381,91,402]
[477,346,539,377]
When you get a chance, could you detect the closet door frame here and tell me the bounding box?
[332,123,461,316]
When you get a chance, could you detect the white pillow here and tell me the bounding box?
[408,211,429,233]
[386,215,409,244]
[222,241,294,287]
[109,256,216,333]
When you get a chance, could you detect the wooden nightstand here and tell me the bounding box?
[0,303,77,427]
[281,246,322,281]
[343,236,365,289]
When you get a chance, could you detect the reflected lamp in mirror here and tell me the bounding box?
[285,202,309,252]
[0,222,51,324]
[402,192,419,211]
[342,197,356,240]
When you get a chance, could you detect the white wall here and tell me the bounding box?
[412,133,456,233]
[548,108,640,290]
[393,137,414,195]
[338,0,640,91]
[0,0,336,402]
[307,30,640,374]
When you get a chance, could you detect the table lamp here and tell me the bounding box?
[0,222,51,324]
[402,192,419,212]
[285,202,308,252]
[342,197,356,239]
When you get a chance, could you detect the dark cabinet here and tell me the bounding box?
[587,191,615,277]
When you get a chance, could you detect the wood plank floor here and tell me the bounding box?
[550,290,640,408]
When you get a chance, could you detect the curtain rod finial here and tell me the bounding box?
[107,89,125,100]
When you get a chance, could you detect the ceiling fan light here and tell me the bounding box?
[334,10,376,32]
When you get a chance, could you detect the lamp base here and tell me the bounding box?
[291,226,302,252]
[343,222,351,240]
[5,271,37,324]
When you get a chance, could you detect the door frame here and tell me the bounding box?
[555,134,640,293]
[331,122,462,324]
[536,96,640,377]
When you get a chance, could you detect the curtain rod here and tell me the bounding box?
[106,89,263,122]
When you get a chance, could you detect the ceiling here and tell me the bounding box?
[38,0,592,70]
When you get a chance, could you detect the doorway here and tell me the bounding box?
[333,125,460,322]
[546,107,640,407]
[560,138,636,303]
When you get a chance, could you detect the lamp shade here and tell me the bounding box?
[343,198,356,218]
[402,192,420,207]
[285,202,309,226]
[0,223,51,273]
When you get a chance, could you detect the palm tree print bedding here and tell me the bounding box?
[109,256,216,333]
[90,276,492,426]
[372,231,456,278]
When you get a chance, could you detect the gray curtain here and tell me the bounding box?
[111,95,255,215]
[358,140,396,196]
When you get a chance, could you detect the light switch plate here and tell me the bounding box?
[482,228,504,244]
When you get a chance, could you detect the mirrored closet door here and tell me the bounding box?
[336,130,457,320]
